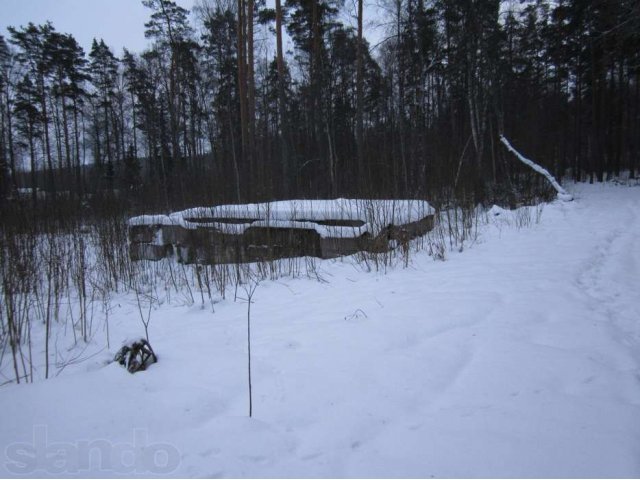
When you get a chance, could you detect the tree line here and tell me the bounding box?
[0,0,638,213]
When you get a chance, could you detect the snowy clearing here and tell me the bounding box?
[1,182,639,478]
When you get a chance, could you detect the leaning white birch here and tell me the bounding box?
[500,135,573,202]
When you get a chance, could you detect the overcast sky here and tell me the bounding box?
[0,0,196,55]
[1,0,386,57]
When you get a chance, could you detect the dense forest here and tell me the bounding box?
[0,0,638,213]
[0,0,639,387]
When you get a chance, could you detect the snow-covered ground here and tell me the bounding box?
[1,182,639,478]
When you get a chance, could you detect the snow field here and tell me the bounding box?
[0,182,639,477]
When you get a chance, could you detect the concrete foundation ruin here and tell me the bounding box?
[128,199,435,264]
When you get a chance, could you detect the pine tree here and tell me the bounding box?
[9,22,57,195]
[89,38,118,182]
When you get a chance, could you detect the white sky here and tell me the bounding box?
[0,0,386,58]
[0,0,196,55]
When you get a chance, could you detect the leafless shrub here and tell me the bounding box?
[0,188,543,386]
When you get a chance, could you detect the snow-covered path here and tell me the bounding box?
[1,183,639,477]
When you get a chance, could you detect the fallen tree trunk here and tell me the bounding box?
[500,135,573,202]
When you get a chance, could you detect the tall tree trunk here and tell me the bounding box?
[51,96,63,172]
[590,40,604,182]
[131,91,138,158]
[312,0,322,141]
[396,0,408,196]
[61,94,72,175]
[275,0,290,196]
[28,120,37,205]
[0,96,6,196]
[119,94,126,164]
[73,97,83,198]
[3,83,16,191]
[247,0,256,180]
[237,0,248,173]
[356,0,364,187]
[39,74,55,194]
